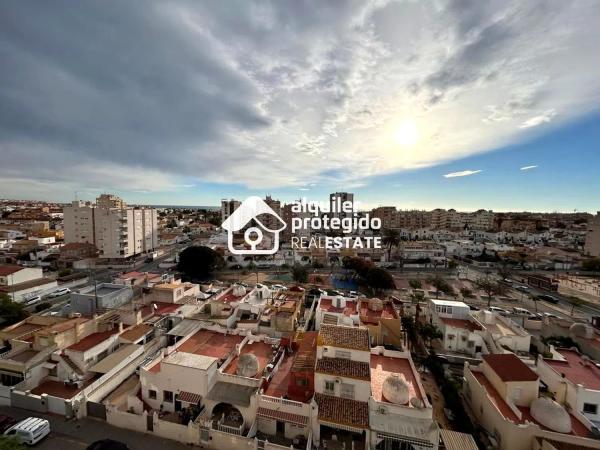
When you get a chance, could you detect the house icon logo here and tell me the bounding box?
[221,196,286,255]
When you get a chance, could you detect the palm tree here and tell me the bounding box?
[382,228,401,263]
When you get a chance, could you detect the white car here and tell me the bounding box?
[489,306,509,315]
[4,417,51,445]
[48,288,70,298]
[24,295,42,306]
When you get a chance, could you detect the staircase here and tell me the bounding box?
[60,354,85,378]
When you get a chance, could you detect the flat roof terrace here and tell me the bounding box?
[177,329,243,360]
[223,341,275,377]
[370,354,423,404]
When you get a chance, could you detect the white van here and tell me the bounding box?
[4,417,51,445]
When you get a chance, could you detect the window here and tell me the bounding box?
[334,350,351,359]
[324,380,335,394]
[149,390,157,400]
[340,383,354,399]
[583,403,598,415]
[164,390,173,402]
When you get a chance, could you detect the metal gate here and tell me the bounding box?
[86,401,107,420]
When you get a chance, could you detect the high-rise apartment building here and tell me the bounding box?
[329,192,354,219]
[63,194,157,259]
[221,199,241,224]
[584,212,600,257]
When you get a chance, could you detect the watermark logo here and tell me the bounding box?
[221,196,286,255]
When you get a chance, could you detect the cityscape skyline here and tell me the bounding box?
[1,1,600,212]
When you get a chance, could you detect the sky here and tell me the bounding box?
[1,0,599,212]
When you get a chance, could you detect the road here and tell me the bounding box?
[0,406,190,450]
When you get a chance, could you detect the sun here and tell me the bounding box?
[395,119,419,147]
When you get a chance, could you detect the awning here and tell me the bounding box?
[257,407,308,426]
[178,391,202,405]
[167,319,202,337]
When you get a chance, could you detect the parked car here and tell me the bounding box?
[0,415,17,433]
[489,306,509,315]
[3,417,50,445]
[24,295,42,306]
[47,288,70,298]
[512,307,532,316]
[515,285,531,293]
[537,294,559,304]
[543,312,559,319]
[468,304,480,311]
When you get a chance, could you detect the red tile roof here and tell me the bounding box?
[315,357,370,380]
[257,407,308,426]
[483,353,538,382]
[67,329,118,352]
[0,265,22,276]
[177,329,243,360]
[318,325,370,351]
[314,393,369,429]
[224,341,275,377]
[178,391,202,404]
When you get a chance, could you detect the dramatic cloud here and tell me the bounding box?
[444,170,482,178]
[1,0,600,199]
[520,165,538,171]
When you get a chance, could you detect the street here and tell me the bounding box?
[0,406,191,450]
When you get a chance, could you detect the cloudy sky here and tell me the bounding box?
[1,0,600,211]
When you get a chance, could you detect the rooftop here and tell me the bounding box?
[318,324,370,352]
[370,354,423,404]
[441,317,482,332]
[483,353,538,382]
[315,357,370,380]
[119,323,153,343]
[177,329,243,360]
[319,298,357,316]
[163,351,218,370]
[359,300,398,324]
[291,331,318,373]
[67,329,119,352]
[430,299,469,308]
[264,352,295,398]
[0,265,23,276]
[314,393,369,429]
[223,341,275,377]
[88,344,141,374]
[543,349,600,391]
[31,377,97,399]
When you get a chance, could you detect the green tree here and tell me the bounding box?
[382,228,400,262]
[418,323,443,347]
[177,246,223,280]
[408,279,422,290]
[292,265,308,283]
[0,293,29,325]
[0,436,27,450]
[365,267,395,293]
[474,274,507,308]
[427,275,453,298]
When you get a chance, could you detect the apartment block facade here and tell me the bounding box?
[584,212,600,257]
[63,194,158,259]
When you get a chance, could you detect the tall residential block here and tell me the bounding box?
[63,194,158,259]
[584,212,600,257]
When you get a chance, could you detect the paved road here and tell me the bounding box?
[0,406,190,450]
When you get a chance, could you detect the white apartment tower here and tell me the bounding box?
[221,198,241,224]
[63,194,158,259]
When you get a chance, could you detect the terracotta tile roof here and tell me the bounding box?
[318,325,370,351]
[177,391,202,404]
[67,329,118,352]
[316,357,370,380]
[257,407,308,426]
[314,393,369,429]
[120,323,153,342]
[483,353,538,382]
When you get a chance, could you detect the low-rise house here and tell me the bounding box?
[537,348,600,429]
[358,298,402,348]
[70,283,133,316]
[475,310,532,355]
[0,265,57,302]
[315,295,358,329]
[464,353,600,450]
